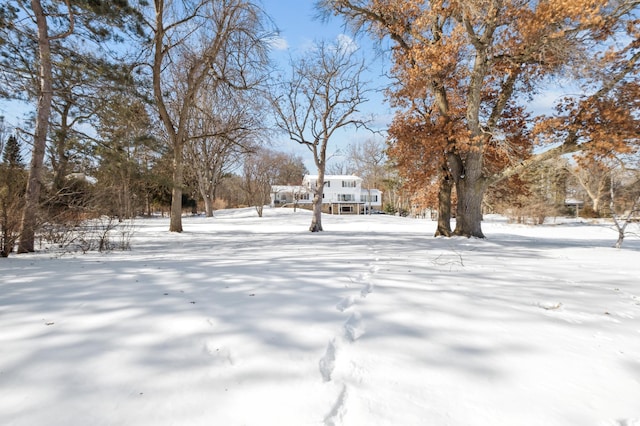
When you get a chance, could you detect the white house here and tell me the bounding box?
[270,175,382,214]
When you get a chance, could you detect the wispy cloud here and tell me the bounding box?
[336,34,358,54]
[268,35,289,51]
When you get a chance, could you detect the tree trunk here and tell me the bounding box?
[614,230,624,249]
[123,177,132,219]
[18,0,53,253]
[454,176,486,238]
[453,150,486,238]
[434,173,453,237]
[310,193,323,231]
[169,143,184,232]
[1,208,11,257]
[204,195,214,217]
[309,171,324,232]
[309,142,326,232]
[52,105,71,191]
[198,179,215,217]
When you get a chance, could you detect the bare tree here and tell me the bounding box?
[270,38,370,232]
[241,148,285,217]
[609,158,640,249]
[346,137,386,213]
[184,83,264,217]
[566,158,617,216]
[148,0,272,232]
[273,153,307,186]
[325,160,353,176]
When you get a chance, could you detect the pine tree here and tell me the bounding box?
[2,135,23,167]
[0,134,26,257]
[0,0,145,253]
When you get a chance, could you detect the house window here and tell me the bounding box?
[339,194,354,201]
[341,205,353,213]
[342,180,356,188]
[325,181,331,187]
[297,193,309,200]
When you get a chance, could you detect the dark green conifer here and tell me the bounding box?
[2,135,23,167]
[0,134,26,257]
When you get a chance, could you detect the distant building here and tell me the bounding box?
[564,198,585,217]
[270,174,382,215]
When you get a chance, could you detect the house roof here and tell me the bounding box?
[304,174,362,181]
[271,185,307,192]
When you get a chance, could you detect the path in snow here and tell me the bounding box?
[1,209,639,425]
[320,239,383,425]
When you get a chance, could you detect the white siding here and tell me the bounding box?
[274,175,383,210]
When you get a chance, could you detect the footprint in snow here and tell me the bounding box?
[324,384,348,426]
[336,295,356,312]
[357,272,371,282]
[344,312,365,342]
[319,339,336,382]
[360,282,373,298]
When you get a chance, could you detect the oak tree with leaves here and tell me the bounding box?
[320,0,639,237]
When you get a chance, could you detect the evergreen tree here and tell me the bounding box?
[0,134,27,257]
[0,0,145,252]
[2,135,23,167]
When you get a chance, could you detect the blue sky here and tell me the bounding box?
[0,0,391,172]
[0,1,576,173]
[259,0,392,171]
[261,0,337,51]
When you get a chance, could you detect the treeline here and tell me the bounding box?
[0,0,298,254]
[1,0,639,256]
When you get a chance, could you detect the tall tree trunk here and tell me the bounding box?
[453,151,486,238]
[434,172,453,237]
[309,169,324,232]
[614,229,625,249]
[196,170,215,217]
[204,195,214,217]
[170,142,184,232]
[122,177,132,220]
[1,207,11,257]
[18,0,53,253]
[454,177,486,238]
[52,104,71,191]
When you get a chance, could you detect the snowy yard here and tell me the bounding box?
[1,208,639,426]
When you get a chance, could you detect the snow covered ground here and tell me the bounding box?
[1,208,639,426]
